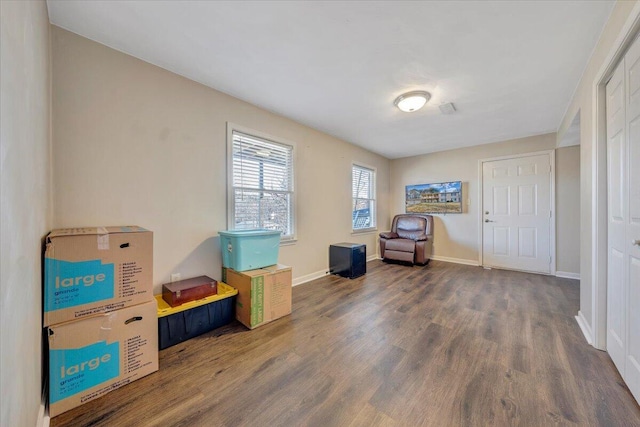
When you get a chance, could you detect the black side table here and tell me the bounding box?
[329,243,366,279]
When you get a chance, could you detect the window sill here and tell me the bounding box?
[280,239,297,246]
[351,228,378,236]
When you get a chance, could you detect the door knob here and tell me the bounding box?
[485,211,489,215]
[633,239,640,246]
[485,219,495,223]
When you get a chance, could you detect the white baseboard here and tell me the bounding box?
[292,269,328,286]
[430,255,479,266]
[575,310,593,345]
[293,257,379,286]
[556,271,580,280]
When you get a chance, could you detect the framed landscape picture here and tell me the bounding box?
[405,181,463,214]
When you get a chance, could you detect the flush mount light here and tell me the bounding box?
[394,90,431,113]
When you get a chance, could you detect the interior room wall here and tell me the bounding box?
[390,133,579,273]
[51,26,390,291]
[555,145,581,276]
[0,1,52,426]
[556,0,638,342]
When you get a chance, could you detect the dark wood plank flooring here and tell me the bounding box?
[51,260,640,426]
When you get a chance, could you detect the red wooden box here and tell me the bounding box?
[162,275,218,307]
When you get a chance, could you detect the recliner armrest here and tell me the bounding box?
[414,234,429,241]
[379,231,398,239]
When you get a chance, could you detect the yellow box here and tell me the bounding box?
[155,283,238,349]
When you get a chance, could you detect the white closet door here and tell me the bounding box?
[623,33,640,402]
[606,33,640,404]
[606,55,627,377]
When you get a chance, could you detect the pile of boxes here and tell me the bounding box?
[219,230,292,329]
[43,227,292,415]
[44,226,158,417]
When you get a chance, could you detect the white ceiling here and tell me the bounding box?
[47,1,614,159]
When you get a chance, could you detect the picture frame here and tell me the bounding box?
[405,181,463,214]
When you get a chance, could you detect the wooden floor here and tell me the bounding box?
[51,260,640,426]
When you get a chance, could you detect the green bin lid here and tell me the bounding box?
[218,229,282,237]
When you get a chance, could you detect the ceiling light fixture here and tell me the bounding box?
[394,90,431,113]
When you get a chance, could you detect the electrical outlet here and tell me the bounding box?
[171,273,181,282]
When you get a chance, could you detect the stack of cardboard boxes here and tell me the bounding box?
[44,226,158,417]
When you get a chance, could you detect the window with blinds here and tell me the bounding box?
[352,164,376,231]
[230,130,294,239]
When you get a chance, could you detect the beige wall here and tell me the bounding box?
[556,0,638,343]
[556,145,580,274]
[51,26,390,291]
[390,133,579,273]
[0,1,52,426]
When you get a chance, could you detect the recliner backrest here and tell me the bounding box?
[391,215,432,240]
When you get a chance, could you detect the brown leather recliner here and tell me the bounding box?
[379,214,434,265]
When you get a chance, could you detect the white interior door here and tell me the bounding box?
[606,52,627,376]
[625,32,640,404]
[607,34,640,403]
[481,153,552,274]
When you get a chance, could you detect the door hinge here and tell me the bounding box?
[549,210,552,218]
[549,256,552,264]
[549,165,552,173]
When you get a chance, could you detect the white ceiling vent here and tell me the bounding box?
[439,103,456,115]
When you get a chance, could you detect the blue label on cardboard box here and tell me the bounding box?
[45,259,115,312]
[50,341,120,403]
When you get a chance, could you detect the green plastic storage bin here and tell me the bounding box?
[218,229,281,271]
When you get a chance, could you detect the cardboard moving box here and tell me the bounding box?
[48,300,158,417]
[224,264,292,329]
[44,226,153,326]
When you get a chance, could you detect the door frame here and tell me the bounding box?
[588,5,640,350]
[477,150,556,274]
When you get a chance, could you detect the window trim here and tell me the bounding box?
[351,162,377,233]
[226,122,297,242]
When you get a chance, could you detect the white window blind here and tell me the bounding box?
[352,164,376,230]
[231,131,294,239]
